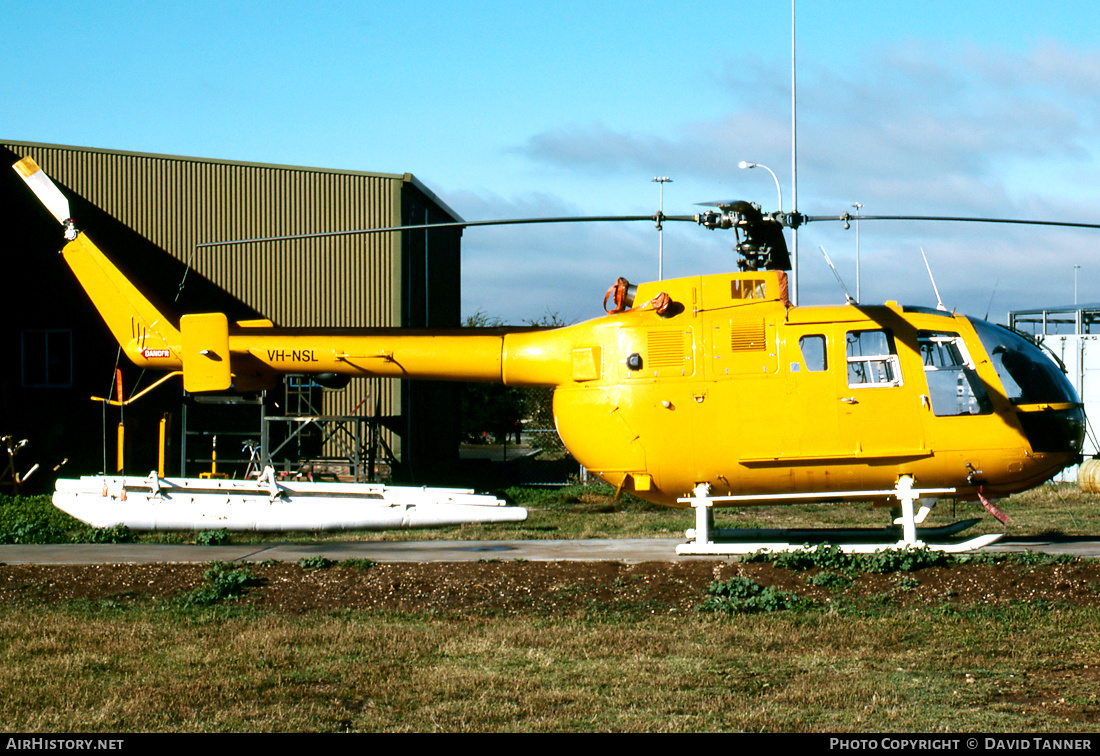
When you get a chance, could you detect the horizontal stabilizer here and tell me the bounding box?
[12,157,71,225]
[181,313,232,392]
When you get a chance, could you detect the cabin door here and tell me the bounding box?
[835,328,926,459]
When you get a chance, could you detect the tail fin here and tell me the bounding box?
[13,157,183,371]
[60,233,183,369]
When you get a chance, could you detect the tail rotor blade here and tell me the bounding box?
[12,157,71,225]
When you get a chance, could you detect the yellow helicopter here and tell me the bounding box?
[12,156,1089,550]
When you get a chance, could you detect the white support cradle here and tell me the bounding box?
[53,467,528,531]
[675,475,1003,555]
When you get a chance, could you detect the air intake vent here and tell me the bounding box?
[647,330,683,368]
[730,322,766,351]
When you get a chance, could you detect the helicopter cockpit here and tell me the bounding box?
[917,330,993,417]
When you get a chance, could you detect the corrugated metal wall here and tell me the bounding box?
[3,141,461,464]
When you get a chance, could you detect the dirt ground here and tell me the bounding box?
[2,557,1100,613]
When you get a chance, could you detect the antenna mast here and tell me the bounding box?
[790,0,798,306]
[921,247,947,311]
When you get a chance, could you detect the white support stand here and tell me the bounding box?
[895,475,920,546]
[691,482,712,546]
[53,470,528,531]
[675,477,1003,555]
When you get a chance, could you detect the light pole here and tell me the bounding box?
[739,161,790,303]
[1075,264,1081,306]
[652,177,672,280]
[852,202,863,303]
[738,161,782,213]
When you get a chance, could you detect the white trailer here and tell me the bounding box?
[1009,304,1100,483]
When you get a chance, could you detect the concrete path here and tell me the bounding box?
[2,535,1100,565]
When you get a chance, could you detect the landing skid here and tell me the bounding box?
[676,477,1003,555]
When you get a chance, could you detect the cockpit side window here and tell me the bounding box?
[799,335,827,372]
[846,329,902,387]
[918,331,993,416]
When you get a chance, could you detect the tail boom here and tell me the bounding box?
[16,155,587,393]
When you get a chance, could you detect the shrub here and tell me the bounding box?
[83,524,135,544]
[807,570,853,589]
[196,529,231,546]
[299,556,335,570]
[0,521,66,544]
[749,544,951,574]
[751,543,851,572]
[696,577,809,614]
[858,546,950,573]
[0,494,81,543]
[178,563,260,607]
[339,558,376,570]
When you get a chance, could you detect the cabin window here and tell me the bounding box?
[21,329,72,389]
[799,335,827,372]
[918,331,992,416]
[731,279,766,300]
[846,329,901,387]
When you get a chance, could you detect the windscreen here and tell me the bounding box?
[968,318,1078,405]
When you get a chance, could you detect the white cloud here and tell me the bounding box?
[468,38,1100,324]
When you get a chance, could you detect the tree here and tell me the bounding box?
[460,312,525,443]
[459,310,570,446]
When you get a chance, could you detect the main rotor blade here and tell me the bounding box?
[198,214,699,249]
[803,213,1100,232]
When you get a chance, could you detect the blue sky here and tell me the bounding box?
[6,0,1100,324]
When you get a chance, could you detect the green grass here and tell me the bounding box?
[1,597,1097,732]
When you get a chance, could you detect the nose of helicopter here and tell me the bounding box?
[1014,403,1086,457]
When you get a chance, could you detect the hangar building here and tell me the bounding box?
[1,140,464,489]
